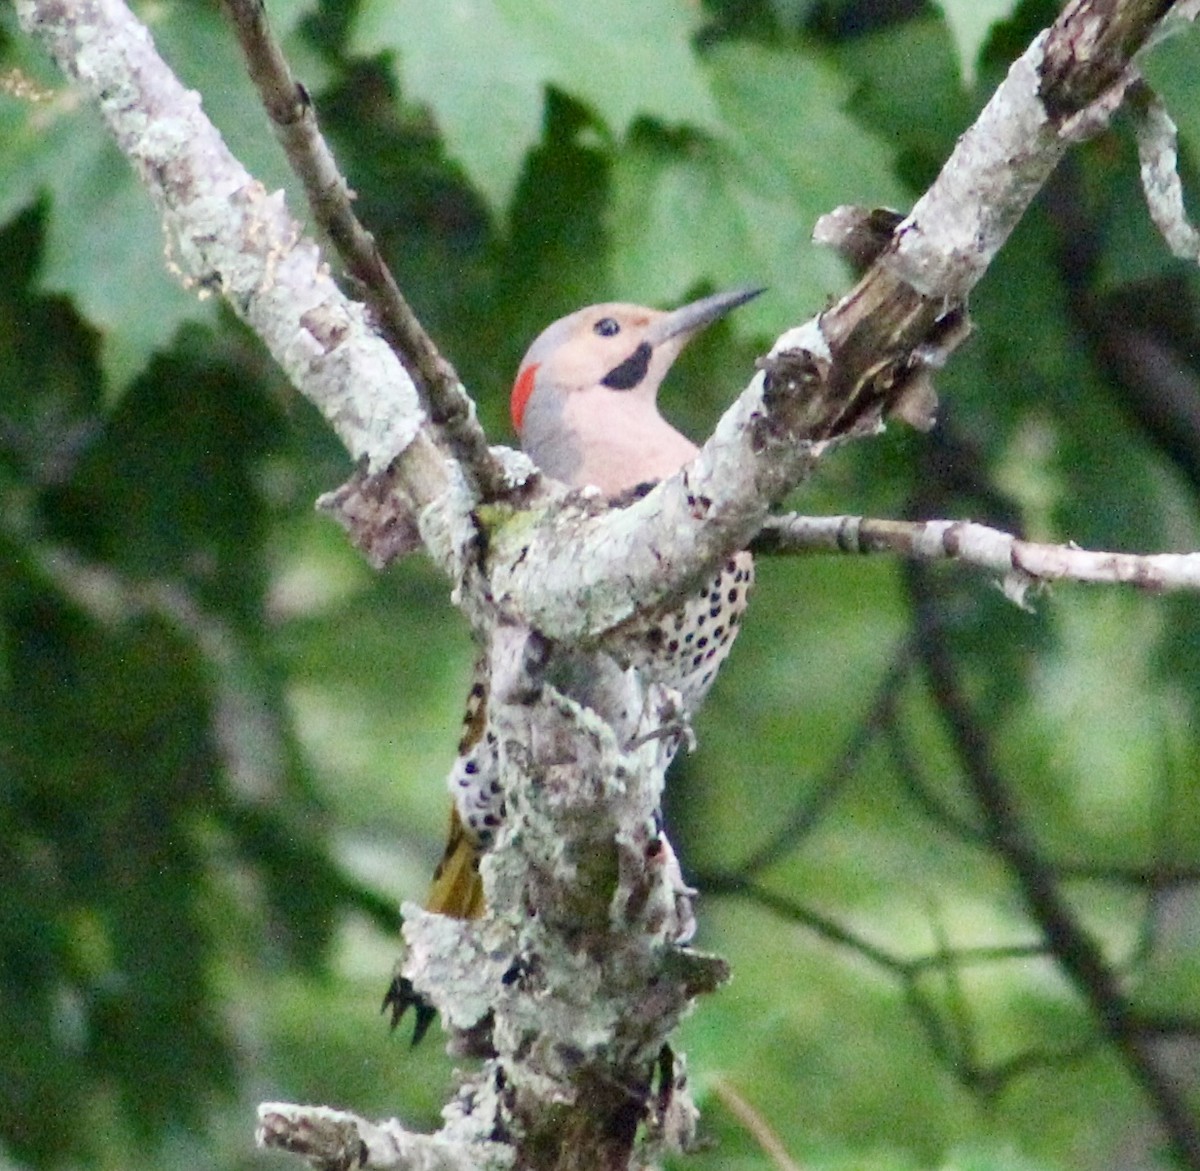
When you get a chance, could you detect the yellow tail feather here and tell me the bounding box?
[381,809,481,1040]
[426,807,485,919]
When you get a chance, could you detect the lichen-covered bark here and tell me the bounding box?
[400,627,727,1169]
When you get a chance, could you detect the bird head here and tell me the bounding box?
[511,286,763,493]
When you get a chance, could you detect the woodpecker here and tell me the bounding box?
[386,287,760,1036]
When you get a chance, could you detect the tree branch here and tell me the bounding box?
[15,0,1200,1167]
[706,1078,802,1171]
[720,643,915,879]
[696,874,1096,1101]
[13,0,483,589]
[256,1103,513,1171]
[754,513,1200,600]
[218,0,512,503]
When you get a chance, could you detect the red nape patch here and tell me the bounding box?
[510,362,539,434]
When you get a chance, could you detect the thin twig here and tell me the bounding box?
[220,0,510,501]
[699,874,1095,1098]
[908,563,1200,1170]
[915,792,1200,884]
[1050,860,1200,885]
[967,1040,1098,1098]
[708,1077,804,1171]
[754,513,1200,598]
[890,719,1200,887]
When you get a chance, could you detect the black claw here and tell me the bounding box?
[382,975,438,1047]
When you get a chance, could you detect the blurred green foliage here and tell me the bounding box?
[3,1,1200,1169]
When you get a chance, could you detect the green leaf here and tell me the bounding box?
[351,0,718,213]
[0,588,235,1161]
[833,12,970,186]
[611,43,907,324]
[500,0,719,139]
[352,0,544,212]
[41,137,215,395]
[0,68,207,391]
[265,0,321,40]
[933,0,1021,87]
[0,1,317,392]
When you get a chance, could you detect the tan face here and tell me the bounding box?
[512,286,764,432]
[544,304,662,390]
[510,287,764,492]
[511,303,674,435]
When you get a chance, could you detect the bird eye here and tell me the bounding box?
[593,317,621,337]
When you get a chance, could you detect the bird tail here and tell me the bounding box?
[383,807,482,1042]
[384,671,489,1041]
[426,806,485,919]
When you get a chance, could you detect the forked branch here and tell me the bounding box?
[11,0,1200,1168]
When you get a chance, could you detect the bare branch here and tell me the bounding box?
[1040,0,1177,119]
[1132,81,1200,261]
[16,0,1200,1166]
[697,874,1097,1100]
[725,644,915,878]
[754,513,1200,600]
[256,1103,513,1171]
[1131,1012,1200,1038]
[707,1078,803,1171]
[218,0,511,502]
[16,0,1194,626]
[747,667,1200,889]
[1058,860,1200,885]
[12,0,482,585]
[886,718,991,846]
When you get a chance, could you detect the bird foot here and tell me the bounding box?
[381,975,438,1047]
